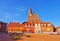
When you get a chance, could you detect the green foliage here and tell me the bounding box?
[12,35,19,40]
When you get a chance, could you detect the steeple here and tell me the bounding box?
[28,8,42,23]
[28,8,33,16]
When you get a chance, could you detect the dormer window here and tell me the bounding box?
[48,24,51,26]
[25,24,33,27]
[44,24,46,27]
[30,24,32,26]
[25,24,28,26]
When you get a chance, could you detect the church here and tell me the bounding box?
[8,8,54,34]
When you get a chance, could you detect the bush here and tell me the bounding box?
[12,35,19,40]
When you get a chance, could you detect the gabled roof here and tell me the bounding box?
[8,22,23,27]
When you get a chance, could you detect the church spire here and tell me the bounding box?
[28,8,41,23]
[28,8,33,16]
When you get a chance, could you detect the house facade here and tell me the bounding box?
[8,22,24,33]
[23,22,54,34]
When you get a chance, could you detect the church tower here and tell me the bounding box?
[28,8,33,23]
[28,8,42,34]
[28,8,41,23]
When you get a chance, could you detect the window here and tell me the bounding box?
[27,24,28,26]
[48,24,51,26]
[35,30,40,34]
[35,24,37,25]
[38,24,40,26]
[35,24,37,27]
[29,24,30,26]
[30,24,31,26]
[25,24,29,26]
[38,24,40,27]
[26,28,30,30]
[41,24,43,26]
[33,24,34,26]
[47,28,50,31]
[35,30,37,34]
[44,24,46,27]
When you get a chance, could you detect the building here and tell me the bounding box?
[8,8,54,34]
[0,21,7,32]
[23,22,54,34]
[23,22,35,34]
[56,27,60,32]
[27,8,54,34]
[8,22,24,33]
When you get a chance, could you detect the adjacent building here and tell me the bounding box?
[56,27,60,32]
[8,22,23,33]
[0,21,7,32]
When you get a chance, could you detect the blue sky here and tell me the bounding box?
[0,0,60,27]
